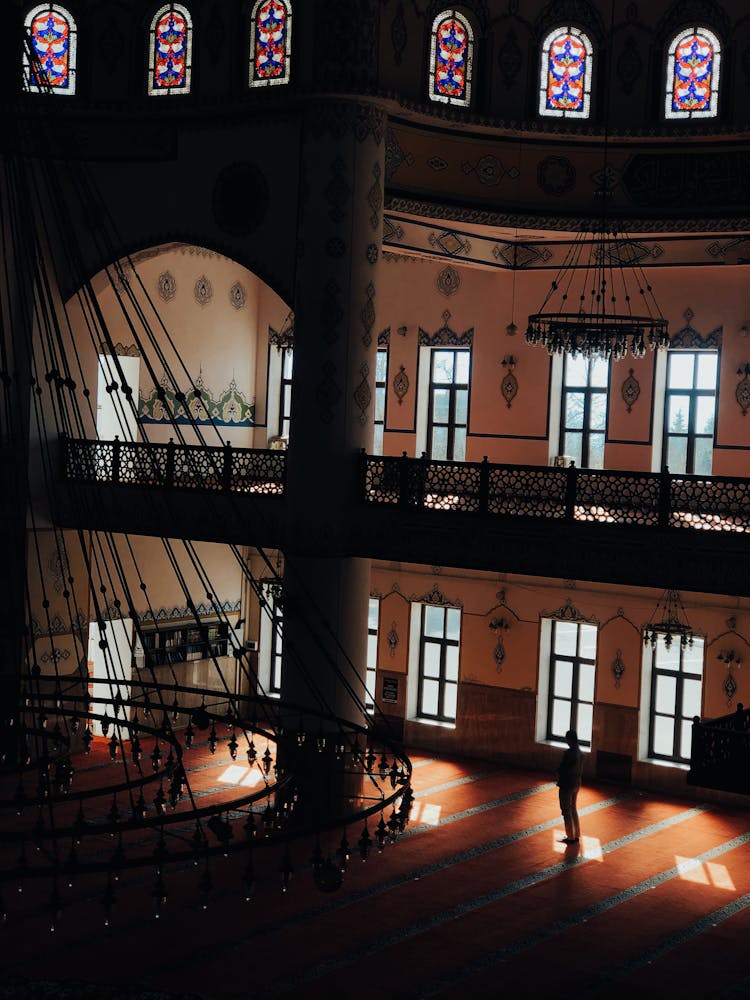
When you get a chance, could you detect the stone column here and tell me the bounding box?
[280,99,386,736]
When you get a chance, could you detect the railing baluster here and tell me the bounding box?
[658,466,670,529]
[112,436,121,484]
[564,461,577,521]
[479,456,489,515]
[222,441,233,493]
[165,438,176,489]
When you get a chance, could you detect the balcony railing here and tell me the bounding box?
[62,436,286,495]
[689,705,750,795]
[362,454,750,534]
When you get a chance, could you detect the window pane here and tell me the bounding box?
[432,388,450,423]
[368,598,379,630]
[668,354,694,389]
[554,622,578,656]
[590,357,609,388]
[565,393,585,429]
[666,435,687,474]
[657,635,680,669]
[655,674,677,714]
[680,719,694,760]
[579,623,597,660]
[446,608,461,641]
[282,350,294,378]
[696,353,718,389]
[564,432,583,466]
[421,679,440,716]
[668,396,691,433]
[373,424,384,455]
[693,436,713,475]
[367,634,378,667]
[452,427,466,461]
[695,396,715,435]
[375,387,385,422]
[576,702,593,743]
[376,351,388,381]
[682,678,702,718]
[578,662,595,703]
[552,699,571,737]
[431,426,448,460]
[455,389,468,424]
[445,644,459,681]
[653,715,675,756]
[589,393,607,431]
[565,355,588,387]
[424,605,445,638]
[443,682,458,722]
[588,433,605,469]
[455,351,471,383]
[433,351,454,383]
[682,640,704,676]
[423,642,441,678]
[553,659,573,698]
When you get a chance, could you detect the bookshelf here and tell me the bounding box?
[135,620,231,669]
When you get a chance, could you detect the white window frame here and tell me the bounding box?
[416,345,471,461]
[258,580,283,697]
[535,616,596,748]
[267,343,293,442]
[365,597,379,712]
[406,601,460,728]
[638,634,705,768]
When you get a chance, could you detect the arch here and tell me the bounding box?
[538,25,593,118]
[665,26,721,119]
[148,3,193,96]
[23,4,77,95]
[249,0,292,88]
[428,9,474,108]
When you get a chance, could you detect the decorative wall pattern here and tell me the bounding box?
[139,372,255,425]
[194,275,213,306]
[418,310,474,347]
[158,271,177,301]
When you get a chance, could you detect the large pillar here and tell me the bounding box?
[280,98,386,735]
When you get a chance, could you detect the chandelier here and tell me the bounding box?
[643,589,695,649]
[526,225,670,360]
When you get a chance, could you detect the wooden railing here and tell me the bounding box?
[362,453,750,534]
[689,704,750,795]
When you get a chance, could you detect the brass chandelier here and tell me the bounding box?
[526,224,670,360]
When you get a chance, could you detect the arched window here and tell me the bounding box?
[428,10,474,108]
[249,0,292,88]
[665,27,721,119]
[22,4,77,95]
[148,4,192,96]
[539,26,592,118]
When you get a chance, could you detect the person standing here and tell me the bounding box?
[557,729,583,843]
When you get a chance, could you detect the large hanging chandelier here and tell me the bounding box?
[526,224,670,360]
[643,589,695,649]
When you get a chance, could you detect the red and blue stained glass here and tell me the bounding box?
[251,0,290,85]
[429,12,473,107]
[25,5,76,93]
[671,34,715,113]
[151,6,191,92]
[539,27,592,117]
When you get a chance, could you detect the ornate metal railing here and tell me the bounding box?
[62,435,286,495]
[362,454,750,534]
[688,704,750,795]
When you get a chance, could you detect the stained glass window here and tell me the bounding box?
[539,26,592,118]
[428,10,474,108]
[23,4,77,95]
[148,4,193,96]
[249,0,292,88]
[665,28,721,119]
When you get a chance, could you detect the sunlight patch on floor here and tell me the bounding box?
[676,856,736,890]
[219,765,264,787]
[410,801,443,826]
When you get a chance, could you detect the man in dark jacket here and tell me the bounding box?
[557,729,583,843]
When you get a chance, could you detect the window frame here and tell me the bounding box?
[23,3,78,95]
[559,353,609,469]
[538,25,593,119]
[259,580,283,697]
[428,9,474,109]
[248,0,293,89]
[366,597,379,712]
[661,348,718,475]
[646,635,704,765]
[664,26,721,121]
[426,347,471,461]
[415,603,461,725]
[373,349,388,456]
[543,618,596,747]
[148,3,193,97]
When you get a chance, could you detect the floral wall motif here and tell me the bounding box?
[139,371,255,425]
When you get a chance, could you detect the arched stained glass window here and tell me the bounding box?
[249,0,292,88]
[539,26,592,118]
[148,4,193,96]
[665,28,721,119]
[428,10,474,108]
[22,4,77,95]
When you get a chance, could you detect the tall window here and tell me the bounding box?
[148,4,192,96]
[428,10,473,108]
[373,350,388,455]
[539,26,592,118]
[428,349,470,461]
[365,598,379,712]
[416,604,460,724]
[559,354,608,468]
[278,347,293,438]
[249,0,292,88]
[647,635,704,763]
[665,28,721,120]
[259,581,283,696]
[23,4,77,94]
[663,350,718,475]
[544,619,596,746]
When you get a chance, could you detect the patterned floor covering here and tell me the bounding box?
[2,751,750,998]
